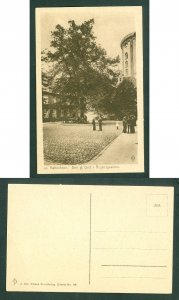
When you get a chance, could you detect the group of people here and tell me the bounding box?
[92,115,136,133]
[92,118,103,131]
[122,115,136,133]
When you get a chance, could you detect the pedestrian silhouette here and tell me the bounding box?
[92,118,96,131]
[130,115,136,133]
[127,116,132,133]
[98,118,102,131]
[122,116,127,133]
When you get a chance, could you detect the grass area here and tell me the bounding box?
[43,121,122,164]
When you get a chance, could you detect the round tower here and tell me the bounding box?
[121,32,136,79]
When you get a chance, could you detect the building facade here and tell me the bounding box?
[42,72,82,122]
[121,32,136,79]
[42,90,83,123]
[117,70,123,85]
[42,90,59,122]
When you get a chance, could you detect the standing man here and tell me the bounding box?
[130,115,135,133]
[92,118,96,131]
[122,116,127,133]
[98,117,103,131]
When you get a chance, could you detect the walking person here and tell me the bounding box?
[92,118,96,131]
[98,117,103,131]
[130,115,136,133]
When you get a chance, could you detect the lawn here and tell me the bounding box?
[43,121,122,164]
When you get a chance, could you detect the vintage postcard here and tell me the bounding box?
[7,184,173,293]
[35,6,145,174]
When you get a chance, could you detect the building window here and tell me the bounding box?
[125,52,128,59]
[52,109,57,118]
[43,109,50,119]
[43,96,49,105]
[125,60,128,67]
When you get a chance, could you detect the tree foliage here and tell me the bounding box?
[111,79,137,118]
[42,19,120,117]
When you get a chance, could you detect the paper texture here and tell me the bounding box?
[7,184,173,293]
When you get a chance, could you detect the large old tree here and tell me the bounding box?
[42,19,120,118]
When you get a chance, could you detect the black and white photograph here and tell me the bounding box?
[36,6,144,174]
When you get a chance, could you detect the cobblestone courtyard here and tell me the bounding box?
[43,121,122,165]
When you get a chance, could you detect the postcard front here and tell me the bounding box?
[7,184,173,293]
[35,5,146,174]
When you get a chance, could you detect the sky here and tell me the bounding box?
[38,6,141,68]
